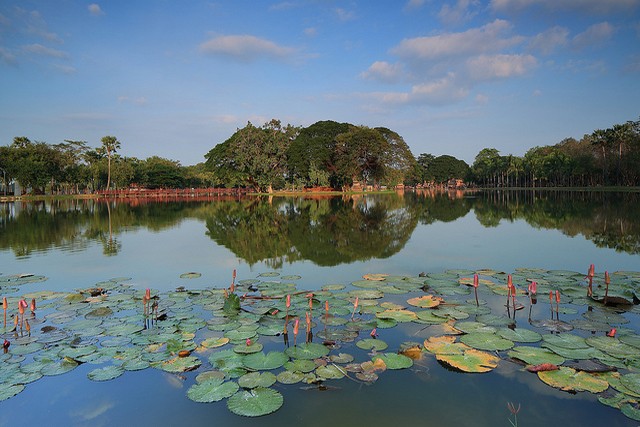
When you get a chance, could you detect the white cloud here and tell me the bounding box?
[391,19,523,61]
[404,0,426,10]
[0,47,17,65]
[528,26,569,54]
[467,54,537,80]
[304,27,317,37]
[368,73,469,105]
[23,43,69,59]
[572,22,615,50]
[88,4,105,16]
[335,8,356,21]
[199,34,296,62]
[52,64,77,74]
[438,0,480,26]
[361,61,404,83]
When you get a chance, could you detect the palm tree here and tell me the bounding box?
[100,136,121,191]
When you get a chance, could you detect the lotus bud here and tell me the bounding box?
[2,297,6,310]
[286,294,291,309]
[588,264,595,278]
[473,274,479,288]
[555,290,560,304]
[293,318,299,336]
[30,298,36,313]
[528,281,537,296]
[607,328,616,337]
[370,328,378,338]
[246,338,252,346]
[605,271,610,285]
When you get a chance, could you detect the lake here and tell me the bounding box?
[0,190,639,426]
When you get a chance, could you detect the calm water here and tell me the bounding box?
[1,190,639,426]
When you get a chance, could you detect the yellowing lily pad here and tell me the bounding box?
[423,336,468,355]
[537,367,609,393]
[436,348,499,373]
[407,295,442,308]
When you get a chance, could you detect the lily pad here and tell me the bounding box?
[87,365,124,381]
[436,348,499,373]
[497,328,542,343]
[285,343,329,360]
[407,295,442,308]
[372,353,413,370]
[460,332,514,351]
[0,384,25,402]
[187,378,239,403]
[276,370,304,384]
[160,355,202,373]
[238,371,277,389]
[356,338,388,351]
[537,367,609,393]
[243,351,288,371]
[508,346,565,366]
[227,387,284,417]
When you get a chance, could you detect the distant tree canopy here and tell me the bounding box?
[205,120,421,192]
[471,117,640,187]
[2,116,638,194]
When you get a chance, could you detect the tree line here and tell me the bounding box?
[0,136,214,194]
[1,116,638,194]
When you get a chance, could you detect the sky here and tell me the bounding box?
[1,1,639,166]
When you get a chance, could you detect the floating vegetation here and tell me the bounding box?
[1,267,640,420]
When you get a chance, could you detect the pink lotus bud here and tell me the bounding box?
[286,294,291,309]
[607,328,616,337]
[473,274,479,288]
[605,271,610,285]
[246,338,252,346]
[528,281,537,295]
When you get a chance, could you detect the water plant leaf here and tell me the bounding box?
[585,336,638,358]
[376,309,418,322]
[541,333,588,349]
[87,365,124,381]
[620,374,640,396]
[316,364,346,379]
[507,346,565,366]
[200,337,230,349]
[497,328,542,343]
[160,355,201,373]
[0,384,25,402]
[436,348,499,373]
[285,343,329,360]
[423,336,468,355]
[243,351,288,371]
[238,371,277,389]
[227,387,284,417]
[276,370,304,384]
[284,359,316,373]
[233,342,263,354]
[372,353,413,370]
[180,272,201,279]
[407,295,442,308]
[356,338,388,351]
[537,367,609,393]
[460,332,514,351]
[187,378,239,403]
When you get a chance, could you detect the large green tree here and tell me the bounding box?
[334,126,390,189]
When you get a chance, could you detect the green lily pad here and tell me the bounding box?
[238,371,277,389]
[87,365,124,381]
[497,328,542,343]
[0,384,25,401]
[356,338,388,351]
[187,378,239,403]
[276,370,305,384]
[541,333,588,349]
[243,351,288,371]
[316,364,346,379]
[227,387,284,417]
[586,336,638,358]
[537,367,609,393]
[160,356,202,373]
[507,346,565,366]
[233,342,263,354]
[180,272,202,279]
[285,343,329,360]
[284,359,316,373]
[460,332,514,351]
[620,374,640,395]
[372,353,413,370]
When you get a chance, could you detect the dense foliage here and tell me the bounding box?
[471,118,640,187]
[1,117,638,194]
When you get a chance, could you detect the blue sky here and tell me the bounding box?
[1,1,639,166]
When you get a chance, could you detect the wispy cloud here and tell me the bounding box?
[438,0,480,26]
[118,96,148,106]
[0,47,17,66]
[404,0,426,11]
[23,43,69,59]
[466,54,537,80]
[572,22,615,50]
[88,4,105,16]
[391,20,523,61]
[528,26,569,55]
[361,61,405,83]
[199,34,296,62]
[335,8,356,22]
